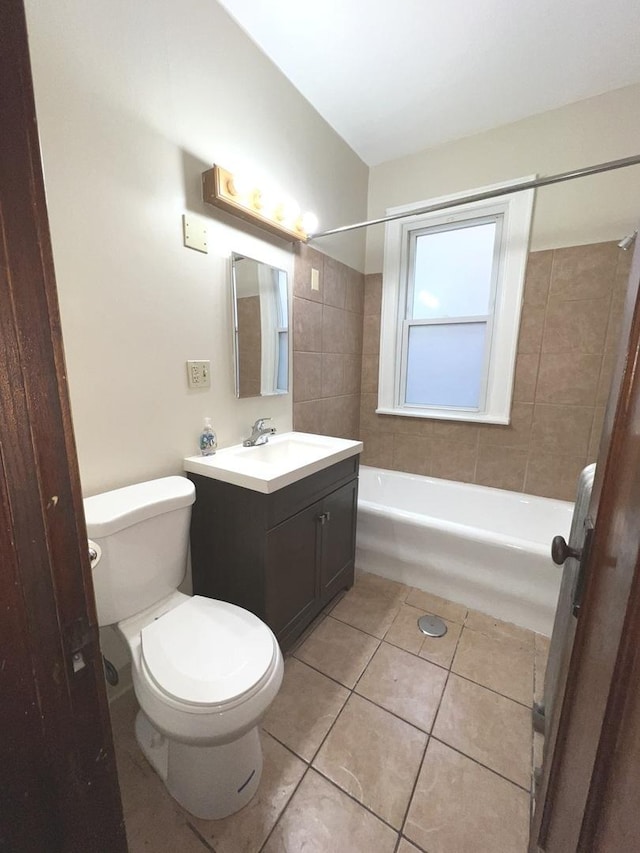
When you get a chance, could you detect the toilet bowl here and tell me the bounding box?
[84,476,283,820]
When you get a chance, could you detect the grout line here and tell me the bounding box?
[186,821,217,852]
[428,735,531,795]
[257,765,311,853]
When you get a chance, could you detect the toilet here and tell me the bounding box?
[84,475,283,820]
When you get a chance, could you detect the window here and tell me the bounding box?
[378,179,535,424]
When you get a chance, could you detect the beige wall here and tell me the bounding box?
[292,245,363,439]
[366,84,640,274]
[359,241,630,501]
[25,0,367,496]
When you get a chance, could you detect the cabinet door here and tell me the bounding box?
[319,479,358,602]
[264,501,321,641]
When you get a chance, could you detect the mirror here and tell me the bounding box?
[231,253,289,398]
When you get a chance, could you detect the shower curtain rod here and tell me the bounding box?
[308,153,640,239]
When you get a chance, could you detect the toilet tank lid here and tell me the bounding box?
[84,476,195,538]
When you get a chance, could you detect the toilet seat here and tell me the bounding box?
[140,595,278,707]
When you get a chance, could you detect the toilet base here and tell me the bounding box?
[135,710,263,820]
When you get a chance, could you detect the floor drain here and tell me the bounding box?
[417,614,447,638]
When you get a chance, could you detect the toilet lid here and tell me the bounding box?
[140,596,276,706]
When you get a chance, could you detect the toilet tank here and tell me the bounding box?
[84,476,196,626]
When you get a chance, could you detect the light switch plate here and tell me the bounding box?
[183,215,208,253]
[311,267,320,291]
[187,360,211,388]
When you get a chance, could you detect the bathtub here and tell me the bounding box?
[356,466,574,635]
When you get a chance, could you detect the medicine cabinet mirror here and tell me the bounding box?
[231,253,289,398]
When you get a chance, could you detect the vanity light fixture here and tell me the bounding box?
[202,164,317,242]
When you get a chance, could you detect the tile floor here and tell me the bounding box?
[110,570,550,852]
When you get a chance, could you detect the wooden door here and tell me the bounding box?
[531,234,640,851]
[0,2,126,850]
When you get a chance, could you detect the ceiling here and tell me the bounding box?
[217,0,640,166]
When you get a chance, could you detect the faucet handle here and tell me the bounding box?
[253,417,271,430]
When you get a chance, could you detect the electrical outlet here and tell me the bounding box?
[186,360,211,389]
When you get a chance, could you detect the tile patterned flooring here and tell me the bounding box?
[110,571,550,852]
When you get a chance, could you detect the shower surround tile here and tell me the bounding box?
[293,248,364,441]
[357,241,625,499]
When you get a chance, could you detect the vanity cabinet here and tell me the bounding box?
[187,455,359,651]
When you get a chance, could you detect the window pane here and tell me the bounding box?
[277,331,288,391]
[405,322,487,408]
[411,221,497,319]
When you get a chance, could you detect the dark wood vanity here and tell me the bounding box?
[187,455,359,651]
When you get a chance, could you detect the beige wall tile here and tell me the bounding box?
[343,354,362,395]
[597,348,616,405]
[430,439,477,483]
[550,242,619,301]
[293,296,323,352]
[513,352,539,402]
[517,304,546,353]
[364,273,383,316]
[362,313,381,354]
[531,403,593,455]
[392,416,432,437]
[344,308,363,354]
[542,297,610,354]
[391,433,430,475]
[475,445,528,491]
[524,250,553,306]
[405,739,530,853]
[478,401,533,448]
[293,243,323,304]
[361,353,380,394]
[323,255,346,309]
[605,291,626,351]
[536,351,601,405]
[321,353,345,398]
[525,452,587,501]
[588,406,606,462]
[293,399,323,433]
[321,394,359,439]
[345,266,365,314]
[322,304,346,353]
[293,352,322,402]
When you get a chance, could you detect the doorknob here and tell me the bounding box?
[551,535,581,565]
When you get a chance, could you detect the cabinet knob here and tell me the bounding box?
[317,511,331,525]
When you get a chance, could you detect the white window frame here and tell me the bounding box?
[378,178,535,425]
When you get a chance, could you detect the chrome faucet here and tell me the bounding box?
[243,418,276,447]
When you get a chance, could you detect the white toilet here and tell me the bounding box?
[84,475,283,820]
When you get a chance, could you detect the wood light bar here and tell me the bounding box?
[202,164,316,243]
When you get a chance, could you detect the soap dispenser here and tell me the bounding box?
[199,418,217,456]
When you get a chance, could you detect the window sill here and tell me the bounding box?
[374,406,510,426]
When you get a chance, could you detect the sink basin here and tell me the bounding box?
[183,431,363,494]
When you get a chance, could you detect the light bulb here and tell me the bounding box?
[226,173,253,198]
[301,211,319,235]
[276,197,300,224]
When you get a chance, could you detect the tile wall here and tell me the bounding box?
[359,241,631,500]
[292,243,364,439]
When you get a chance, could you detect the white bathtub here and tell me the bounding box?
[356,466,574,635]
